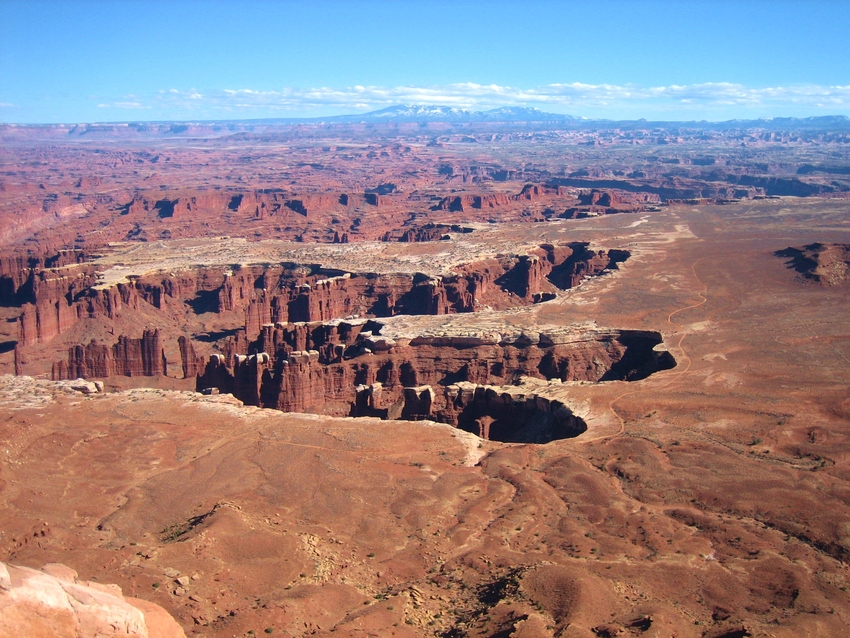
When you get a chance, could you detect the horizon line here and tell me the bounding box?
[2,104,849,128]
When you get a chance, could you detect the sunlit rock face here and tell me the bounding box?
[0,561,185,638]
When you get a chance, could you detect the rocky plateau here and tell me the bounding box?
[1,118,849,637]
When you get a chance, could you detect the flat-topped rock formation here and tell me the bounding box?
[0,222,674,445]
[28,236,660,439]
[776,243,850,285]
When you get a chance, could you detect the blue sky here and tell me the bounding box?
[1,0,849,123]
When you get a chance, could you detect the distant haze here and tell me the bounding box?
[5,105,847,131]
[1,0,848,123]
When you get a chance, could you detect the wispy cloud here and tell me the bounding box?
[97,101,151,110]
[193,82,847,112]
[101,82,850,119]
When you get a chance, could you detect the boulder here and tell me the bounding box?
[0,561,185,638]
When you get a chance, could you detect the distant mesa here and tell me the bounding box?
[776,243,850,285]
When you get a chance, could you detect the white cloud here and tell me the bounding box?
[97,101,151,110]
[182,82,849,107]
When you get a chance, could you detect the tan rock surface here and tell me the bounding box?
[0,560,185,638]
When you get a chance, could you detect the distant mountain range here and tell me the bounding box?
[247,106,850,130]
[318,105,583,123]
[3,105,849,132]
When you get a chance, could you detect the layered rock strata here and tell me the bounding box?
[120,190,392,222]
[13,242,627,346]
[433,184,573,213]
[52,330,167,380]
[17,237,668,443]
[560,188,663,218]
[195,323,674,442]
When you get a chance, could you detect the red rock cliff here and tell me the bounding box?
[52,329,167,380]
[196,325,675,429]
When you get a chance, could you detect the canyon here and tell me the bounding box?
[3,233,668,443]
[193,323,672,442]
[1,117,850,637]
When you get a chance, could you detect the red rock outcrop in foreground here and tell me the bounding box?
[0,561,185,638]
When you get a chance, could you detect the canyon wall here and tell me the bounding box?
[547,177,767,201]
[15,242,629,346]
[194,323,674,441]
[121,190,394,221]
[21,239,673,445]
[51,330,167,380]
[433,184,573,212]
